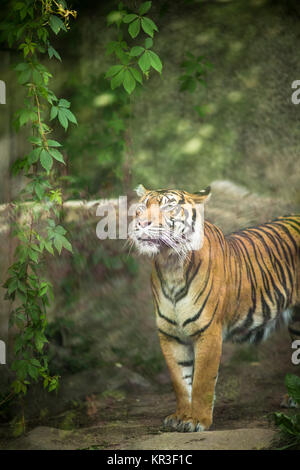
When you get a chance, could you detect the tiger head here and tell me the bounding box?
[129,185,211,257]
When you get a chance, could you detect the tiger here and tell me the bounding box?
[129,184,300,432]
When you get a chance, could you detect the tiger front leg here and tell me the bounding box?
[185,325,223,432]
[158,331,194,431]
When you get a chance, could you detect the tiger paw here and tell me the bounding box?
[163,414,209,432]
[163,413,181,430]
[176,417,207,432]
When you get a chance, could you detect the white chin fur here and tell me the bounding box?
[136,243,160,256]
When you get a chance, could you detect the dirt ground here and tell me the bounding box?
[0,328,297,450]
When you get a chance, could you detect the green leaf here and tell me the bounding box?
[44,240,54,255]
[49,148,65,164]
[123,13,138,23]
[14,62,30,72]
[139,1,152,15]
[47,140,62,147]
[129,46,144,57]
[48,45,62,61]
[40,149,53,173]
[63,108,77,125]
[35,332,47,353]
[28,136,42,145]
[58,109,68,130]
[285,374,300,404]
[7,278,18,295]
[29,249,38,263]
[48,219,55,228]
[55,224,66,235]
[28,148,41,164]
[148,50,162,73]
[48,380,58,392]
[58,98,70,108]
[111,70,125,90]
[129,67,143,84]
[128,18,140,39]
[141,17,158,37]
[54,235,63,254]
[138,51,151,73]
[61,235,73,252]
[105,64,124,79]
[18,68,31,84]
[274,412,299,436]
[38,27,48,42]
[116,50,130,65]
[50,106,58,120]
[123,69,136,94]
[49,15,67,35]
[30,358,41,368]
[19,109,37,127]
[34,183,44,200]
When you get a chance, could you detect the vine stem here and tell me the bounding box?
[34,88,49,151]
[0,391,15,408]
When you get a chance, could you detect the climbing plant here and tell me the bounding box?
[0,0,162,412]
[274,373,300,449]
[0,0,77,401]
[105,1,162,94]
[179,51,213,117]
[103,1,162,192]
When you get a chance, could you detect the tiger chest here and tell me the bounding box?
[153,268,205,339]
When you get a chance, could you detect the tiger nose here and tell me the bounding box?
[138,219,152,228]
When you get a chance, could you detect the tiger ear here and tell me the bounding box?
[135,184,148,197]
[192,186,211,204]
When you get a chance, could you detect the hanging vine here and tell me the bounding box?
[0,0,76,399]
[0,0,163,408]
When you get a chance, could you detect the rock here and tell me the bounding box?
[120,368,152,389]
[2,425,276,451]
[3,426,80,450]
[121,428,276,450]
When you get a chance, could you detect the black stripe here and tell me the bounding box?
[158,328,188,345]
[228,305,256,338]
[190,301,219,338]
[260,289,271,322]
[288,325,300,336]
[282,220,300,236]
[178,360,193,367]
[154,261,173,302]
[233,235,258,288]
[266,224,296,270]
[271,222,298,253]
[245,228,289,312]
[183,282,213,327]
[174,252,199,302]
[155,300,177,326]
[193,235,212,304]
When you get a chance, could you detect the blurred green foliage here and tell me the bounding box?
[274,374,300,449]
[38,0,300,202]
